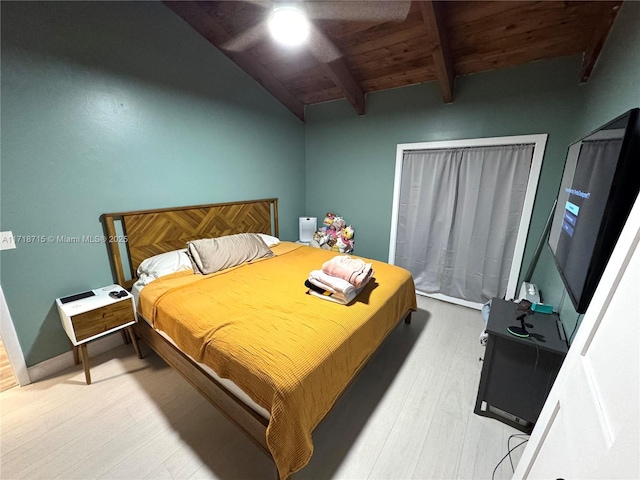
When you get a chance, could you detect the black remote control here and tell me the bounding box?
[60,291,95,304]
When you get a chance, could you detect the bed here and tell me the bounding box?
[101,198,417,479]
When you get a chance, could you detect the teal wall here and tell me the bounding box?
[305,56,586,280]
[0,2,305,366]
[306,2,638,339]
[531,1,640,338]
[2,1,637,367]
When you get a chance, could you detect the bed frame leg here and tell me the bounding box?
[404,312,412,324]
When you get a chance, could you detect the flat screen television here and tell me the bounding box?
[548,108,640,314]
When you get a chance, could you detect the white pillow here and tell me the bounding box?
[136,249,192,285]
[256,233,280,247]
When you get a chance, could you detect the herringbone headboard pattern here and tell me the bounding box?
[101,198,278,289]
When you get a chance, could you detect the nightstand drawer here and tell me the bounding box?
[71,300,133,342]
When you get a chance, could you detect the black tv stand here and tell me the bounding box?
[474,298,568,433]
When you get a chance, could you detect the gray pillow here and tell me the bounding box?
[186,233,274,275]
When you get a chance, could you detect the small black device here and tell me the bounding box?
[507,314,533,338]
[109,290,128,299]
[60,291,95,304]
[507,300,534,338]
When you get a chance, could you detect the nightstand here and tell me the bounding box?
[474,298,568,432]
[56,284,142,385]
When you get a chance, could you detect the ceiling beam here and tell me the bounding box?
[580,1,623,84]
[321,57,366,115]
[309,26,365,116]
[164,1,305,122]
[419,1,455,103]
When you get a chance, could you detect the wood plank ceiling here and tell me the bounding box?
[166,1,623,122]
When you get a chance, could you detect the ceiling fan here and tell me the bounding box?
[222,1,412,63]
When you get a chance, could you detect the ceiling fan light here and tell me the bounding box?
[268,7,309,47]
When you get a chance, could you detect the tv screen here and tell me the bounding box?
[548,108,640,313]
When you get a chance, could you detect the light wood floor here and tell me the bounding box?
[0,338,18,393]
[0,296,525,479]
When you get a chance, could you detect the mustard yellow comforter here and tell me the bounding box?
[138,242,417,478]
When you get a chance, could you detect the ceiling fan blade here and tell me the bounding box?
[243,0,272,8]
[222,22,268,52]
[307,23,342,63]
[305,1,411,22]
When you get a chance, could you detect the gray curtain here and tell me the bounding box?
[395,144,534,303]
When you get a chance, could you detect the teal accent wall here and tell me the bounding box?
[0,2,305,366]
[305,56,587,278]
[2,1,637,367]
[531,1,640,338]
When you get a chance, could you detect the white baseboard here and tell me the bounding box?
[27,333,126,384]
[417,291,484,310]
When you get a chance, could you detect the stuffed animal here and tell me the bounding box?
[340,225,355,252]
[334,236,348,253]
[342,225,354,241]
[312,230,326,246]
[311,212,354,253]
[330,216,346,232]
[325,227,338,247]
[322,213,336,229]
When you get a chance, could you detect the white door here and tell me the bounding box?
[513,195,640,479]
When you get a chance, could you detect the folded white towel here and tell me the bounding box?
[307,269,372,304]
[308,270,356,295]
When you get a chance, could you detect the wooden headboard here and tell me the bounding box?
[101,198,278,290]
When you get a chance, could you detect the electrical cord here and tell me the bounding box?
[507,433,530,472]
[552,289,566,315]
[492,438,529,480]
[528,336,557,415]
[569,312,582,344]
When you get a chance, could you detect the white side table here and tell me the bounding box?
[56,284,141,384]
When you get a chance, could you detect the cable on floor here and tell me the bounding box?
[492,437,529,480]
[507,433,530,472]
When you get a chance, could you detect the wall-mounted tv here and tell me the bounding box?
[548,108,640,314]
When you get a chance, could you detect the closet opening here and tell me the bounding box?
[389,135,547,309]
